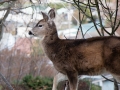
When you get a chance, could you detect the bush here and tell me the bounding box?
[83,79,101,90]
[91,84,101,90]
[21,75,53,90]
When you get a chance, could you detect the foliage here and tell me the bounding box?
[83,79,101,90]
[91,84,101,90]
[21,75,53,90]
[48,3,68,9]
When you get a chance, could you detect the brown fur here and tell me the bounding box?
[29,9,120,90]
[43,36,120,75]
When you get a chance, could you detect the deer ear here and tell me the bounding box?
[48,9,55,19]
[41,12,49,21]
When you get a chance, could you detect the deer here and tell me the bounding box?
[29,9,120,90]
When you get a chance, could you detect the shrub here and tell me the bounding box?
[83,79,101,90]
[21,75,53,90]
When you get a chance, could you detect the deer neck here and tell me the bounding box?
[42,28,59,44]
[41,29,60,62]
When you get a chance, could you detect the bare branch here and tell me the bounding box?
[88,0,102,36]
[0,4,11,40]
[0,73,14,90]
[0,1,16,89]
[113,0,119,33]
[114,79,119,90]
[95,0,105,36]
[101,75,120,84]
[77,0,84,39]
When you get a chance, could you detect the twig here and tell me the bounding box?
[101,75,120,84]
[88,0,102,36]
[83,23,101,36]
[0,1,11,40]
[0,73,14,90]
[77,0,84,39]
[112,0,120,35]
[95,0,104,36]
[64,35,67,39]
[0,1,16,89]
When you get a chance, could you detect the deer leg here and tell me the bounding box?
[67,72,78,90]
[52,73,68,90]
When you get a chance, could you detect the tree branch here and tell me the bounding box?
[88,0,102,36]
[0,73,14,90]
[101,75,120,84]
[114,79,119,90]
[0,6,11,40]
[0,1,16,90]
[0,0,16,40]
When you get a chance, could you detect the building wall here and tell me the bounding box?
[103,81,114,90]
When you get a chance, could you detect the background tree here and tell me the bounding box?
[0,0,42,90]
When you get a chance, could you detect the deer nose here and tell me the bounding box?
[29,31,34,35]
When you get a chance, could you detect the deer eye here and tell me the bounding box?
[38,25,42,27]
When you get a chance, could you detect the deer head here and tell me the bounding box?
[29,9,56,37]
